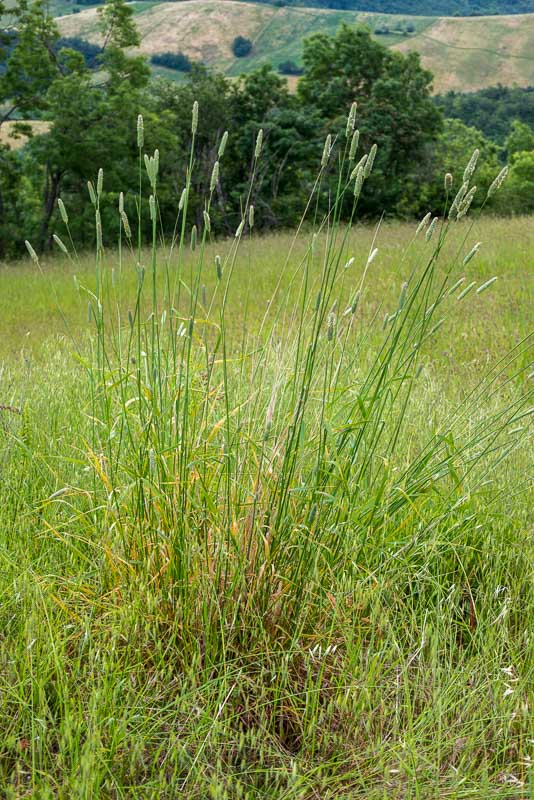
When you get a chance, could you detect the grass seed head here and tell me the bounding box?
[463,148,480,183]
[192,101,199,135]
[191,224,197,250]
[121,211,131,238]
[255,129,263,160]
[118,191,124,214]
[149,194,156,222]
[487,166,509,198]
[354,166,364,198]
[58,198,68,225]
[215,254,222,280]
[448,181,468,219]
[53,234,68,254]
[346,101,357,138]
[137,114,144,149]
[349,129,360,161]
[463,241,482,265]
[416,212,431,234]
[425,216,438,241]
[235,218,245,238]
[363,144,377,178]
[476,276,497,294]
[321,134,332,168]
[456,186,477,220]
[97,168,103,198]
[248,205,254,229]
[25,240,38,263]
[87,181,96,206]
[179,187,187,212]
[210,161,219,193]
[444,172,453,191]
[218,131,228,158]
[203,210,211,233]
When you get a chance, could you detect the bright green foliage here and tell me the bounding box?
[418,118,502,214]
[505,118,534,157]
[434,86,534,146]
[298,24,442,215]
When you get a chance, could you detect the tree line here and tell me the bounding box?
[1,0,533,259]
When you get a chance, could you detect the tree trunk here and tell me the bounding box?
[38,165,62,252]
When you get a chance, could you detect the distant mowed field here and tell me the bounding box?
[56,0,534,92]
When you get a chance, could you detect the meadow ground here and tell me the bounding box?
[0,213,532,798]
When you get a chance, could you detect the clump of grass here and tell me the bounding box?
[1,106,532,797]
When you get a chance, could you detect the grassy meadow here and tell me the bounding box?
[0,123,533,799]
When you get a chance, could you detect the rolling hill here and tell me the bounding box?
[55,0,534,93]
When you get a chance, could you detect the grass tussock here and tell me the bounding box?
[0,109,532,799]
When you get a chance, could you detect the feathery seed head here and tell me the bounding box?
[416,212,431,234]
[179,187,187,212]
[364,143,377,178]
[476,276,497,294]
[97,168,103,197]
[57,198,68,225]
[463,241,482,265]
[321,134,332,168]
[487,166,509,198]
[349,129,360,162]
[53,234,68,254]
[444,172,453,191]
[248,205,254,229]
[137,114,144,149]
[149,194,156,222]
[367,247,378,266]
[457,280,476,300]
[235,218,245,238]
[121,211,131,238]
[118,191,124,214]
[153,149,159,179]
[218,130,229,158]
[425,216,438,241]
[25,240,38,263]
[191,101,199,135]
[210,160,219,193]
[215,254,222,280]
[350,289,361,315]
[346,102,357,138]
[354,166,365,198]
[255,129,263,159]
[463,148,480,183]
[456,185,477,220]
[191,224,197,251]
[87,181,96,206]
[203,209,211,233]
[448,181,468,219]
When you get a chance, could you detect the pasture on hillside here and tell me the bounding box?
[55,0,534,93]
[0,104,532,799]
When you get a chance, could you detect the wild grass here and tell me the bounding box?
[0,109,532,799]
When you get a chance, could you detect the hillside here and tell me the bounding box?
[56,1,534,92]
[244,0,534,14]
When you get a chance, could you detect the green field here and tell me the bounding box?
[55,0,534,92]
[1,170,533,797]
